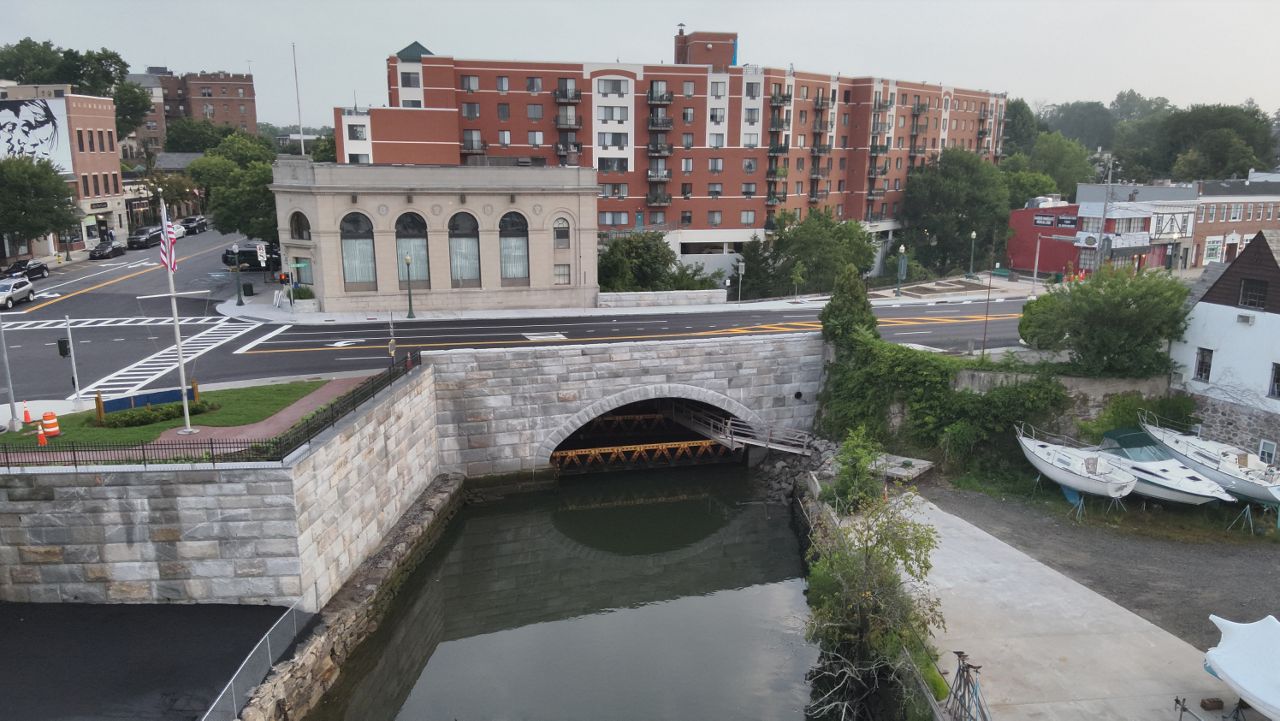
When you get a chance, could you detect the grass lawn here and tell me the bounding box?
[0,380,325,446]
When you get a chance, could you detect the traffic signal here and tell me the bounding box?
[57,338,70,357]
[278,272,291,285]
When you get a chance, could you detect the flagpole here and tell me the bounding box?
[292,42,305,155]
[159,193,196,434]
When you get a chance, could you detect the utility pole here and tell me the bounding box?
[292,43,306,155]
[1096,152,1115,270]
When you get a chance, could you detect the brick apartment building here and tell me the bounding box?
[143,66,257,134]
[333,29,1006,274]
[122,72,165,159]
[1194,179,1280,266]
[0,83,129,259]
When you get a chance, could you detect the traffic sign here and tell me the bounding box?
[256,244,267,265]
[387,339,397,357]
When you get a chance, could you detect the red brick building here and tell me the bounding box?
[1193,179,1280,266]
[146,66,257,133]
[334,29,1006,274]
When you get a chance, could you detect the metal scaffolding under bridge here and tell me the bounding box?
[551,440,742,474]
[668,402,815,455]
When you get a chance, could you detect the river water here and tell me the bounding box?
[307,467,818,721]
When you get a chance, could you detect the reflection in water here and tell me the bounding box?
[308,467,818,721]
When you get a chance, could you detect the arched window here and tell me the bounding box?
[448,212,480,288]
[498,212,529,286]
[395,213,429,289]
[553,217,570,249]
[340,212,376,292]
[289,212,311,240]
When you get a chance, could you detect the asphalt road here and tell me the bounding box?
[0,232,1025,400]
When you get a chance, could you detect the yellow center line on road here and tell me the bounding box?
[243,312,1025,354]
[23,245,227,313]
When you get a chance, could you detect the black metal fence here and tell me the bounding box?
[0,352,421,470]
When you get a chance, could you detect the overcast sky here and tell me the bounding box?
[8,0,1278,127]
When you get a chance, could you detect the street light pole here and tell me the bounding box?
[230,243,244,307]
[403,253,416,319]
[895,244,906,297]
[0,309,18,432]
[968,230,977,277]
[65,315,82,404]
[736,259,745,305]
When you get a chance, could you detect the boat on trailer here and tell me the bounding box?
[1095,429,1236,506]
[1138,411,1280,505]
[1014,423,1137,499]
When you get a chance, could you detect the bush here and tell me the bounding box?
[99,400,218,428]
[1078,392,1199,443]
[291,285,315,300]
[822,427,884,510]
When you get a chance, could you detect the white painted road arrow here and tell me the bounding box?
[33,292,62,299]
[325,340,359,347]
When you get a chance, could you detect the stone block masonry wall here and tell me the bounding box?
[424,333,826,478]
[291,363,439,611]
[953,369,1168,430]
[0,468,301,605]
[597,289,727,307]
[1186,392,1280,456]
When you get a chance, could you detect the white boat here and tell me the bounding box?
[1138,411,1280,505]
[1094,429,1236,506]
[1205,614,1280,720]
[1014,423,1137,499]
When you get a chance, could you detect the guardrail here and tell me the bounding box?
[199,598,314,721]
[671,401,815,454]
[1,352,420,469]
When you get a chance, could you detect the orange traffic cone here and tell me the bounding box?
[22,402,31,425]
[37,425,47,447]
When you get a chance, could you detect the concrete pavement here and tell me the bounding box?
[921,500,1236,720]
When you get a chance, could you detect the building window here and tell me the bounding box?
[553,218,571,249]
[682,132,693,149]
[741,210,756,225]
[708,158,723,173]
[448,212,481,288]
[744,133,758,147]
[80,174,88,197]
[596,132,626,149]
[461,75,479,92]
[741,182,756,197]
[1240,278,1268,309]
[401,100,422,108]
[682,107,695,123]
[1247,203,1254,221]
[347,124,367,141]
[680,157,693,174]
[650,211,665,225]
[598,105,628,122]
[743,158,757,174]
[1194,347,1213,382]
[1207,204,1216,222]
[710,108,726,124]
[91,174,100,196]
[498,212,529,286]
[745,82,760,99]
[400,72,421,88]
[708,210,722,226]
[683,81,695,97]
[340,213,377,292]
[1270,363,1280,399]
[599,211,629,225]
[237,87,245,98]
[462,103,480,119]
[391,213,429,290]
[498,129,511,146]
[596,78,626,95]
[294,257,313,285]
[599,158,628,173]
[289,212,311,240]
[95,129,105,151]
[600,183,628,198]
[710,81,726,98]
[200,86,213,97]
[680,182,693,198]
[1259,439,1277,464]
[554,263,571,285]
[526,104,543,121]
[497,76,509,93]
[708,183,723,197]
[680,210,692,225]
[528,130,544,147]
[710,133,724,148]
[496,102,510,120]
[111,173,119,194]
[1230,203,1243,221]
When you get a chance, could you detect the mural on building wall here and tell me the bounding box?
[0,98,72,173]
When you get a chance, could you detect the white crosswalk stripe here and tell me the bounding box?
[0,316,226,331]
[75,321,261,400]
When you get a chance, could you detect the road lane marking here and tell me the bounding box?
[0,316,224,331]
[233,324,292,354]
[893,331,933,336]
[74,321,261,399]
[24,244,226,314]
[337,356,389,361]
[523,332,567,341]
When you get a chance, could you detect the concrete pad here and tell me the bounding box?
[919,501,1234,720]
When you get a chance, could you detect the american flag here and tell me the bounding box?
[158,202,177,272]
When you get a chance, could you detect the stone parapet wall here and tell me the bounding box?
[423,333,826,478]
[1184,392,1280,455]
[0,468,300,605]
[953,369,1168,427]
[597,289,727,307]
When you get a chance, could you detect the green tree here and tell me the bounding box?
[771,208,876,294]
[790,260,806,298]
[1170,148,1211,183]
[1041,100,1115,151]
[1108,90,1171,123]
[1027,132,1095,198]
[1112,114,1168,183]
[208,132,276,167]
[112,81,153,138]
[597,231,721,291]
[1160,104,1274,172]
[900,148,1009,273]
[143,172,198,215]
[0,38,64,85]
[1019,266,1189,377]
[1174,128,1260,180]
[735,233,781,299]
[206,162,278,243]
[820,263,880,346]
[0,39,133,129]
[0,157,81,251]
[308,134,336,162]
[1001,169,1059,209]
[187,155,238,206]
[165,118,235,152]
[1002,98,1040,156]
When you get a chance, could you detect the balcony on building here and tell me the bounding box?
[768,143,789,156]
[810,143,831,155]
[460,139,488,154]
[910,122,925,136]
[765,194,783,206]
[871,122,890,135]
[766,166,788,180]
[909,145,927,157]
[648,115,674,131]
[769,92,792,106]
[809,167,829,180]
[867,162,888,178]
[555,115,582,130]
[555,141,582,156]
[807,189,829,203]
[813,119,830,133]
[814,95,830,110]
[873,99,892,111]
[867,187,885,199]
[911,101,928,115]
[647,168,672,182]
[645,192,672,206]
[769,118,788,132]
[979,108,990,120]
[553,88,582,104]
[647,88,674,105]
[977,126,989,138]
[646,142,673,157]
[869,143,889,156]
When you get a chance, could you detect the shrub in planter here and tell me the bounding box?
[291,285,316,300]
[99,400,219,428]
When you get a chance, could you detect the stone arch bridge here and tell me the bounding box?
[422,333,827,478]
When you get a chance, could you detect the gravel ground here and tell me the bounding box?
[919,480,1280,652]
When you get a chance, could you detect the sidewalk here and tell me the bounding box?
[153,375,368,442]
[921,500,1235,720]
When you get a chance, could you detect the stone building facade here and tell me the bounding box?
[271,158,599,312]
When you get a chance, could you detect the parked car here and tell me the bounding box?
[2,259,49,280]
[88,241,125,259]
[222,244,282,272]
[127,226,163,249]
[169,222,186,239]
[180,216,208,234]
[0,278,34,309]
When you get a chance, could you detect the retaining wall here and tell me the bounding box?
[953,369,1168,426]
[596,289,727,307]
